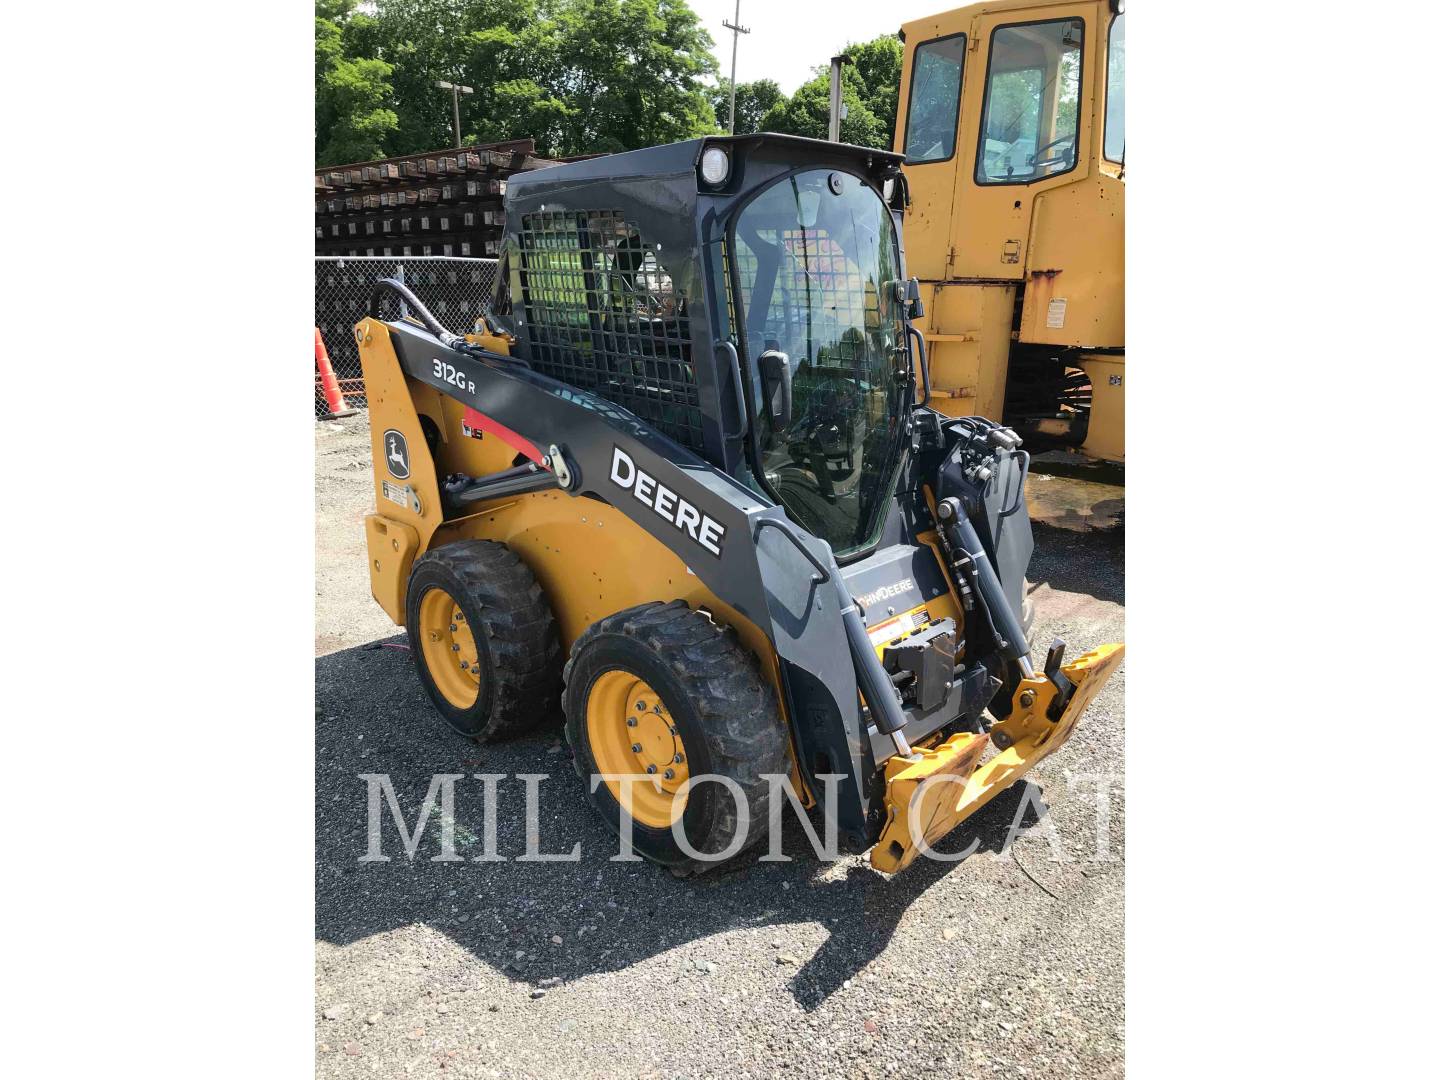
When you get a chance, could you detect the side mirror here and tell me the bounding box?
[758,349,793,433]
[905,277,925,320]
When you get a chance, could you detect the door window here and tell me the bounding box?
[1104,12,1125,163]
[976,19,1085,185]
[903,34,967,164]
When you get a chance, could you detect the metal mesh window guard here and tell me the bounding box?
[314,256,498,417]
[516,210,703,452]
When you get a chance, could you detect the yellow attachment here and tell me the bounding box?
[416,587,482,709]
[585,671,691,829]
[871,642,1124,873]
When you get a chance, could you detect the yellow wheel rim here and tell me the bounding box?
[585,670,690,829]
[418,587,481,709]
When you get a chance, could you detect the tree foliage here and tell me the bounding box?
[315,0,716,164]
[708,78,782,136]
[316,5,907,166]
[316,1,399,165]
[758,34,902,149]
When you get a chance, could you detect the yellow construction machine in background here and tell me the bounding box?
[895,0,1124,462]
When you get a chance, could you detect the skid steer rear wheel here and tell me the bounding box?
[405,540,561,740]
[563,601,787,872]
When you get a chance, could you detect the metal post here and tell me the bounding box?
[828,54,852,143]
[722,1,750,135]
[436,80,474,148]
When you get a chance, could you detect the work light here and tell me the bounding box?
[700,146,730,186]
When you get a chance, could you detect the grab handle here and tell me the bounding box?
[754,518,831,584]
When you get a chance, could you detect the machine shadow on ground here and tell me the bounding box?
[316,638,1051,1011]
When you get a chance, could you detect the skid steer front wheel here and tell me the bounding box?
[563,601,787,872]
[405,540,561,740]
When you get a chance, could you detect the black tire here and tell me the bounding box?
[405,540,561,740]
[563,601,787,873]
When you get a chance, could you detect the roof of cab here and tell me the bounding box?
[506,132,904,193]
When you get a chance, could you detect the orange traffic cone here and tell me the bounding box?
[315,327,357,418]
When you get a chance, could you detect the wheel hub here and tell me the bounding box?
[586,671,690,827]
[418,587,481,708]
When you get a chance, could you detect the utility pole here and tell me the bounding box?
[722,1,750,135]
[828,54,852,143]
[435,79,473,147]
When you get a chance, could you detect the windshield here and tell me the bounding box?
[728,170,908,558]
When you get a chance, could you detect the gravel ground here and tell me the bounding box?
[316,414,1125,1079]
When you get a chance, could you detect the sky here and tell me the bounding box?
[688,0,948,94]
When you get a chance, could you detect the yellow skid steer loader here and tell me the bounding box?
[354,134,1123,873]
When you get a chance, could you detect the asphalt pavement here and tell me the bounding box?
[315,414,1126,1079]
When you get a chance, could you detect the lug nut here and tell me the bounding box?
[460,661,469,670]
[636,700,647,711]
[1019,689,1036,708]
[626,717,637,727]
[450,624,457,632]
[646,764,657,774]
[673,753,684,764]
[663,769,675,780]
[451,643,460,652]
[631,743,643,753]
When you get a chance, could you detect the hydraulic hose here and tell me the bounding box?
[367,278,464,349]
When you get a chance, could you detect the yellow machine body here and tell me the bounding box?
[355,314,1122,869]
[895,0,1124,462]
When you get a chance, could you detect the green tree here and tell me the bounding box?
[316,0,719,162]
[369,0,572,156]
[708,78,783,136]
[315,0,399,166]
[758,32,902,150]
[846,35,902,144]
[546,0,718,155]
[760,73,884,148]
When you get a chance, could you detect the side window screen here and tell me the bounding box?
[1105,13,1125,163]
[902,35,966,164]
[976,19,1084,185]
[516,210,702,452]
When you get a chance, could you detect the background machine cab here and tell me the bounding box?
[894,0,1125,462]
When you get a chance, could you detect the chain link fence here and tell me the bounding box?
[315,256,499,417]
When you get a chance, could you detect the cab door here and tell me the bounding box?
[893,15,970,281]
[949,6,1097,280]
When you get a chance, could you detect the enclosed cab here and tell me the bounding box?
[895,0,1125,461]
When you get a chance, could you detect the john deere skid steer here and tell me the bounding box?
[354,133,1123,873]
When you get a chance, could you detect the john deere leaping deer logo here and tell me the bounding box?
[383,429,410,479]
